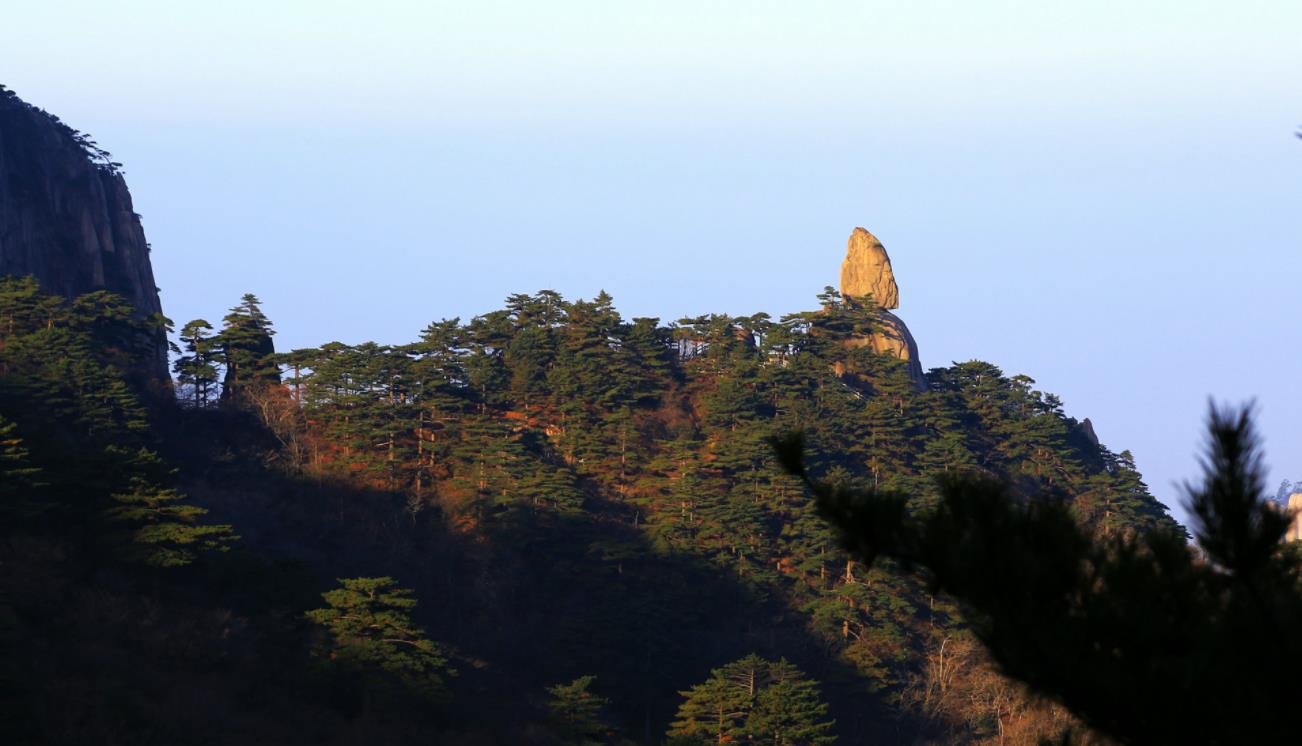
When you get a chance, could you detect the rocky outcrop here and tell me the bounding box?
[0,85,167,379]
[1079,418,1100,448]
[839,228,926,390]
[843,312,924,380]
[1287,492,1302,543]
[840,228,899,309]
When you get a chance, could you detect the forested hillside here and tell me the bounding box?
[0,271,1181,744]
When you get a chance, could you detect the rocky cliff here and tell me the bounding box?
[0,85,167,379]
[839,227,926,390]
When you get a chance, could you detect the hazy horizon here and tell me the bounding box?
[6,0,1300,524]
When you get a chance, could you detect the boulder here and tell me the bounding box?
[842,311,925,387]
[840,227,899,309]
[837,227,925,390]
[1288,492,1302,542]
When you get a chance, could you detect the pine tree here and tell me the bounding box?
[462,311,512,411]
[518,462,586,513]
[0,414,43,517]
[66,289,168,373]
[621,316,675,406]
[149,280,1191,742]
[108,450,237,567]
[668,654,835,745]
[3,326,150,443]
[913,389,977,480]
[216,293,279,402]
[773,404,1302,744]
[546,675,613,745]
[174,318,220,407]
[748,660,839,745]
[0,276,65,339]
[444,410,534,523]
[306,576,455,703]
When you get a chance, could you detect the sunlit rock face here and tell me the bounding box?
[842,312,923,379]
[840,227,900,310]
[838,227,925,390]
[1287,492,1302,542]
[0,87,167,379]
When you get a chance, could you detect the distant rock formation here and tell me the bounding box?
[1079,418,1100,448]
[839,228,926,390]
[840,228,900,310]
[0,86,167,379]
[1287,491,1302,543]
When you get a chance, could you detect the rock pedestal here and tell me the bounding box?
[838,227,926,390]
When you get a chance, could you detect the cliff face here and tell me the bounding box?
[0,86,167,379]
[839,227,926,390]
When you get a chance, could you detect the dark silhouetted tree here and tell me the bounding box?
[773,403,1302,744]
[109,455,237,567]
[174,318,219,406]
[546,675,614,745]
[216,293,279,402]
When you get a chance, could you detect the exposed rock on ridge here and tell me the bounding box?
[0,85,167,379]
[840,227,899,309]
[839,227,926,390]
[1287,492,1302,543]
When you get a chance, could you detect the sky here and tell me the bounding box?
[5,1,1300,524]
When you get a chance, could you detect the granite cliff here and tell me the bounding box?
[0,85,167,379]
[839,227,926,390]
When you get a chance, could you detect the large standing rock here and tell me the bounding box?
[1288,492,1302,543]
[840,227,899,309]
[0,86,167,380]
[838,227,925,390]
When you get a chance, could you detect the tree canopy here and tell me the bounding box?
[773,404,1301,744]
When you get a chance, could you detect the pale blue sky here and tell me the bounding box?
[5,1,1300,523]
